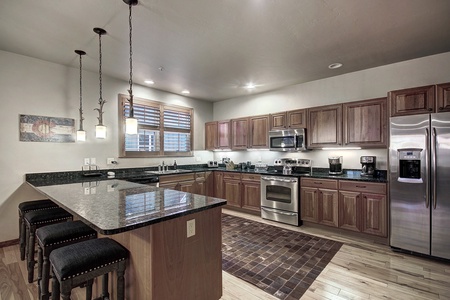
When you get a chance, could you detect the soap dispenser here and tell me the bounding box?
[173,160,177,170]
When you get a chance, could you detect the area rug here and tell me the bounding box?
[222,214,343,300]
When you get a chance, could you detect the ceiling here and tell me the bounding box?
[1,0,450,102]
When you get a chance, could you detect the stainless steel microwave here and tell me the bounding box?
[269,129,307,151]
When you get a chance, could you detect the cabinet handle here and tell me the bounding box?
[314,182,322,184]
[428,108,433,111]
[356,185,366,188]
[439,107,443,111]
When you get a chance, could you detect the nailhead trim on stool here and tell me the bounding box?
[36,220,97,300]
[18,199,58,261]
[24,207,73,283]
[50,238,129,300]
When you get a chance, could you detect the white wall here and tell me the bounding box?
[0,50,214,242]
[212,52,450,169]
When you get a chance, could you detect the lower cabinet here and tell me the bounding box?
[159,172,208,196]
[222,172,261,213]
[223,173,241,208]
[301,178,387,237]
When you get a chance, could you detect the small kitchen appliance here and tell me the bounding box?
[360,156,376,177]
[207,160,218,168]
[328,156,343,175]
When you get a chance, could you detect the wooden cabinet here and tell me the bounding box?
[339,180,387,237]
[204,171,214,197]
[231,118,248,150]
[301,178,338,227]
[343,98,387,148]
[248,115,269,149]
[269,109,307,130]
[159,173,195,192]
[194,172,207,195]
[213,171,224,198]
[307,104,342,149]
[223,173,241,208]
[388,85,435,116]
[205,120,231,150]
[437,82,450,112]
[205,121,218,150]
[241,174,261,212]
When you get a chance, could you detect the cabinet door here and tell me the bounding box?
[338,191,361,232]
[241,181,261,212]
[159,182,178,190]
[249,115,269,149]
[287,109,307,128]
[437,82,450,113]
[223,179,241,208]
[307,104,342,149]
[389,85,435,116]
[300,187,319,223]
[318,189,339,227]
[343,98,387,148]
[179,180,195,193]
[218,121,231,149]
[361,193,387,237]
[269,112,287,130]
[194,173,206,195]
[205,171,214,197]
[231,118,248,150]
[205,121,218,150]
[213,172,224,198]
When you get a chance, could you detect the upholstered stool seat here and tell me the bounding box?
[19,199,58,261]
[24,207,73,283]
[50,238,129,300]
[36,220,97,300]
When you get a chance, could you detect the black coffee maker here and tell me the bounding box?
[360,156,376,177]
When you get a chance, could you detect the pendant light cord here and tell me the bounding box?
[94,28,107,126]
[79,53,84,130]
[128,2,134,118]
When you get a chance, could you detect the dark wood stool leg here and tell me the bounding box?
[41,252,51,300]
[19,213,26,261]
[51,273,60,300]
[117,260,127,300]
[101,273,109,299]
[85,278,94,300]
[37,245,43,297]
[27,224,36,283]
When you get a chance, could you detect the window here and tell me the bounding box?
[119,94,193,157]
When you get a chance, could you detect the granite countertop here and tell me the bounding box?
[29,179,226,235]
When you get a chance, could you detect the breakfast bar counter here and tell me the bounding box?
[28,179,227,300]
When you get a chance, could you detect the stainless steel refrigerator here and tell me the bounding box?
[389,112,450,259]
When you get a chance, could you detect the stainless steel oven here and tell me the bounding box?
[261,176,299,226]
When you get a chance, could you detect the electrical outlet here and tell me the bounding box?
[107,158,115,165]
[84,158,90,165]
[187,219,195,238]
[90,158,96,165]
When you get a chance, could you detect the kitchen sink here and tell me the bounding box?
[144,169,193,175]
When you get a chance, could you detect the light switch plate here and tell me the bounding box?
[90,157,96,165]
[84,158,90,165]
[187,219,195,238]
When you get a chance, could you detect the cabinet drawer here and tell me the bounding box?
[195,172,206,179]
[224,172,241,180]
[241,173,261,182]
[339,180,386,194]
[301,178,338,189]
[159,173,195,183]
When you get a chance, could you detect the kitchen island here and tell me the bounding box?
[27,179,226,300]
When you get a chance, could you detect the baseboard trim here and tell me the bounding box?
[0,239,19,248]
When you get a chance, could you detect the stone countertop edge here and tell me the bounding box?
[28,181,227,235]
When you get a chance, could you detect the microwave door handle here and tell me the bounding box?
[432,127,437,209]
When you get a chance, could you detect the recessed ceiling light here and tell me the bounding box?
[244,83,256,89]
[181,89,190,94]
[144,80,154,84]
[328,63,343,69]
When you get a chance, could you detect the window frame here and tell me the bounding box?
[118,94,194,158]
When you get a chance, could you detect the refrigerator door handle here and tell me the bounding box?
[432,127,437,209]
[425,128,430,208]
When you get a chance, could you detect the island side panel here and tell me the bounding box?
[151,207,223,300]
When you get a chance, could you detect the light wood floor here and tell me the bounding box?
[2,209,450,300]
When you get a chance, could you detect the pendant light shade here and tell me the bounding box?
[75,50,86,142]
[124,0,138,135]
[94,27,107,139]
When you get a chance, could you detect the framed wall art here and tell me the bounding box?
[19,114,75,143]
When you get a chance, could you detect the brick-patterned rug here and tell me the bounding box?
[222,214,343,300]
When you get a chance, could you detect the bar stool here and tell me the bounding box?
[36,220,97,300]
[18,199,59,261]
[50,238,129,300]
[24,207,73,283]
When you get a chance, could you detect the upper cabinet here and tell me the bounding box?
[205,120,231,150]
[388,85,435,116]
[307,104,342,149]
[343,98,387,148]
[437,82,450,113]
[248,115,269,149]
[269,109,307,130]
[231,118,249,150]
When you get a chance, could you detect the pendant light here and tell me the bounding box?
[124,0,138,135]
[94,27,107,139]
[75,50,87,141]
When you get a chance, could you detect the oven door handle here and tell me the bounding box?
[261,207,297,216]
[261,177,297,183]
